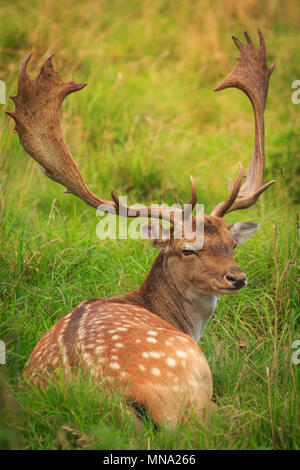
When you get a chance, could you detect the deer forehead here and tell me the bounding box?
[171,216,233,253]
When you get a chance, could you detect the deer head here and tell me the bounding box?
[6,30,275,298]
[142,216,259,296]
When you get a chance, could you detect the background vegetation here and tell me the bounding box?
[0,0,299,450]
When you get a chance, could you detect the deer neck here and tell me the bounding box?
[117,253,218,342]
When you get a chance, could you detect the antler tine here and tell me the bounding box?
[181,176,198,220]
[211,30,275,217]
[211,163,244,217]
[18,52,32,87]
[188,176,197,209]
[244,31,253,45]
[6,54,189,225]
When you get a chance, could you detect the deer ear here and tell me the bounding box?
[228,221,259,246]
[141,221,171,250]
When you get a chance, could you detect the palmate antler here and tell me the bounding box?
[6,53,196,224]
[6,30,275,225]
[211,30,276,217]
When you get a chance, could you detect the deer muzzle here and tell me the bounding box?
[223,268,247,290]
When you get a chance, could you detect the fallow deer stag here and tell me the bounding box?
[6,30,275,427]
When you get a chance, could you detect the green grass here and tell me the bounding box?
[0,0,299,450]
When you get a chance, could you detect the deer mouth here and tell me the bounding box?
[211,279,247,294]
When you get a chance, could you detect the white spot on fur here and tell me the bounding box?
[187,377,198,387]
[86,358,94,368]
[176,350,186,358]
[139,365,146,371]
[83,353,91,362]
[149,352,161,358]
[166,358,176,367]
[178,336,188,342]
[109,362,120,370]
[147,337,157,344]
[147,331,158,336]
[151,367,161,376]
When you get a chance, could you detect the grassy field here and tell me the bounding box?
[0,0,299,450]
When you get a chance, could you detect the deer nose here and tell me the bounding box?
[224,270,247,289]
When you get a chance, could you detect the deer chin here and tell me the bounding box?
[210,280,246,295]
[217,287,244,294]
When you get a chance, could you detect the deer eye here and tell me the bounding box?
[182,249,194,256]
